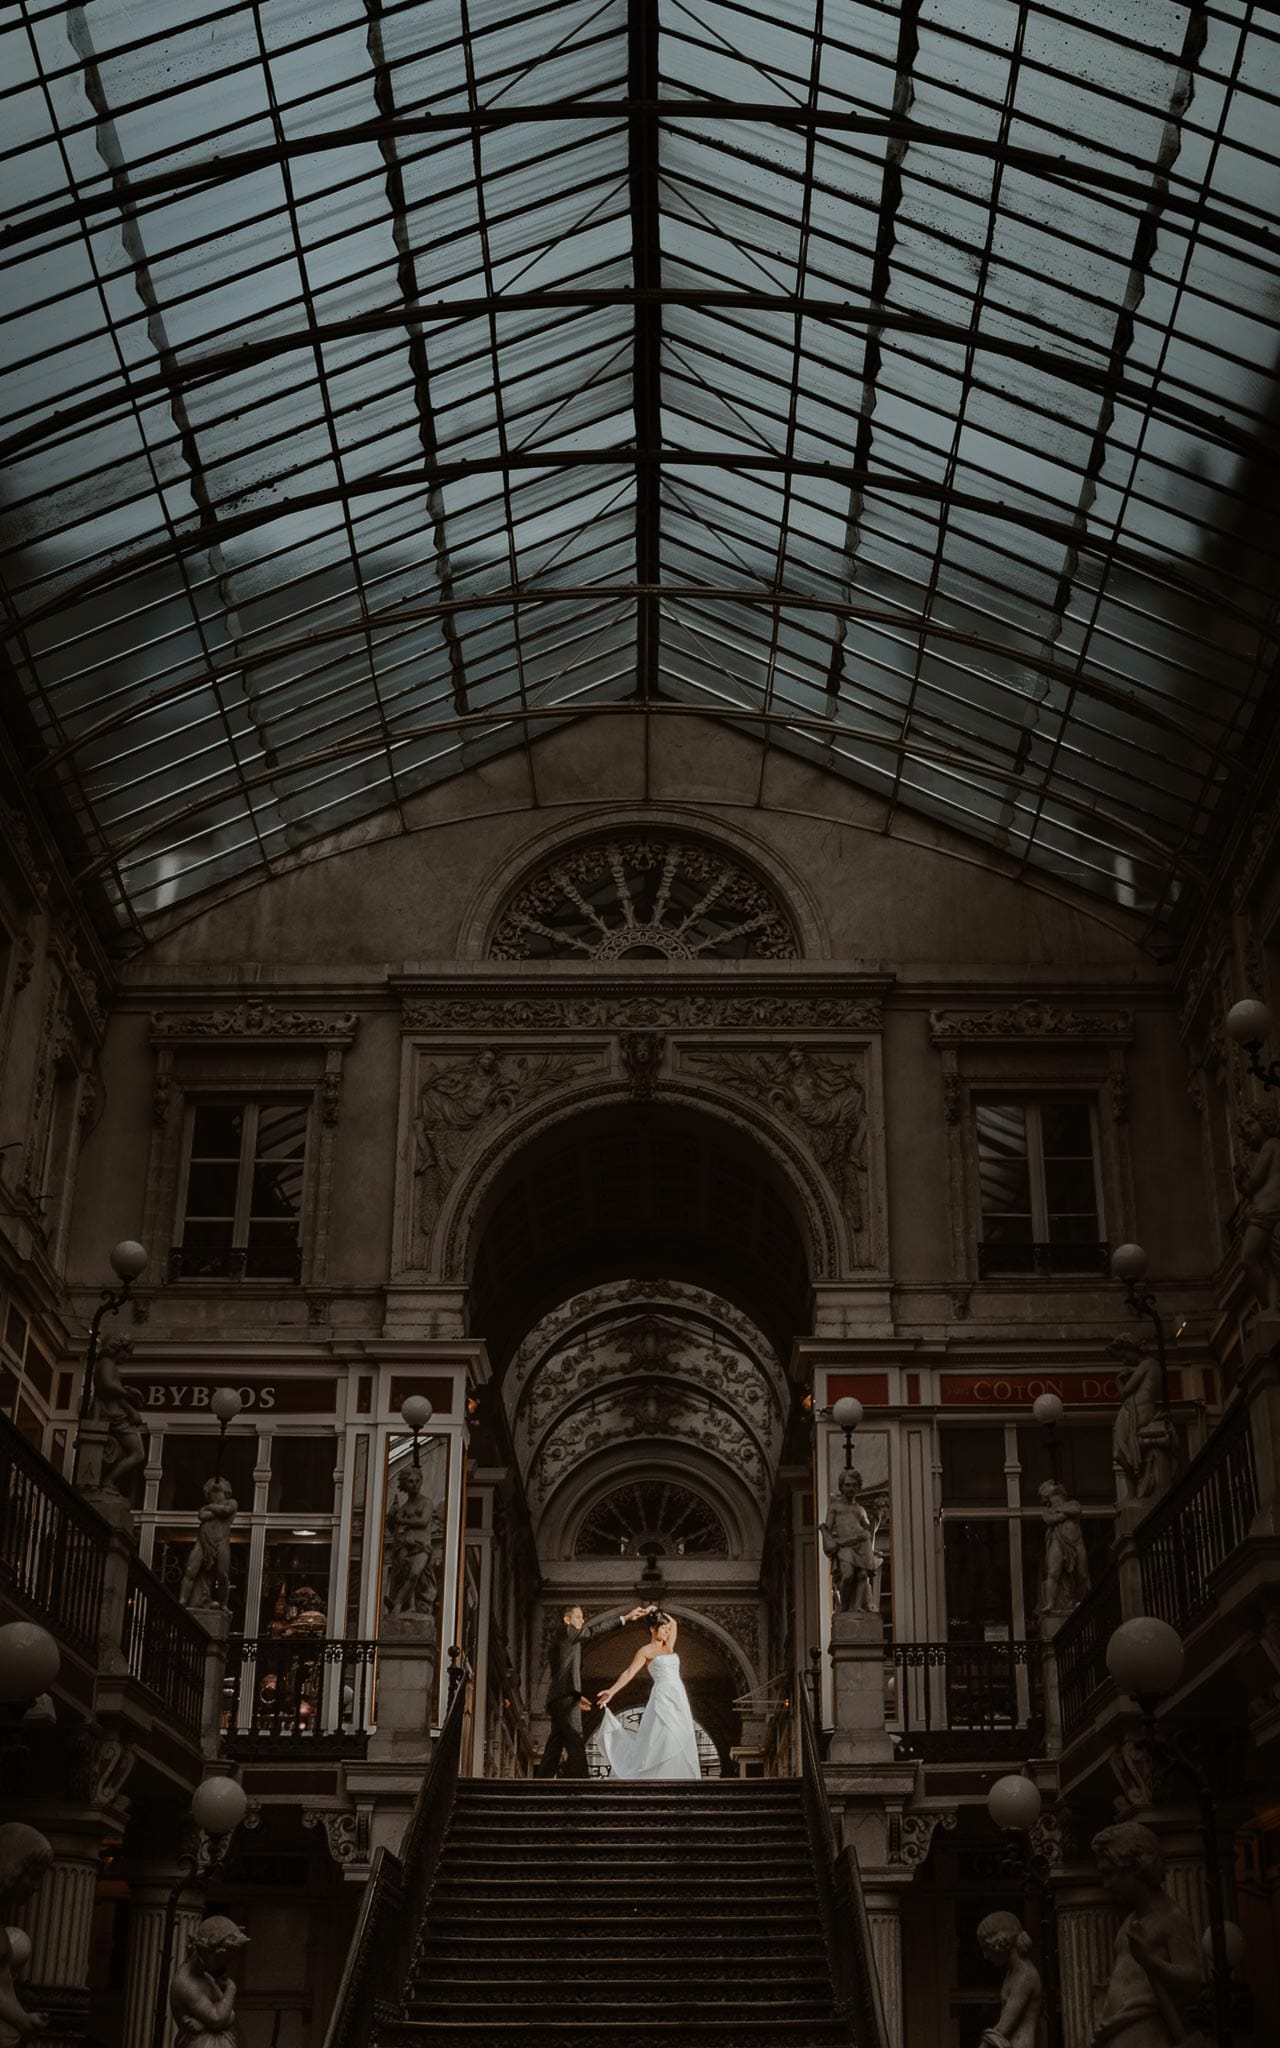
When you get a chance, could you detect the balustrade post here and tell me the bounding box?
[97,1524,135,1677]
[826,1611,893,1765]
[192,1605,231,1760]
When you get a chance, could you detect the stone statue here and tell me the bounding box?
[699,1047,867,1229]
[1235,1106,1280,1307]
[383,1465,444,1633]
[821,1467,881,1614]
[0,1823,53,2040]
[977,1909,1042,2048]
[1109,1341,1173,1501]
[169,1915,249,2048]
[178,1476,238,1610]
[91,1333,147,1498]
[1090,1822,1205,2048]
[413,1050,578,1221]
[1038,1479,1090,1616]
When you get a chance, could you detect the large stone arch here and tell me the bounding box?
[535,1439,767,1561]
[456,802,830,962]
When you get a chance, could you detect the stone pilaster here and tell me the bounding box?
[826,1611,893,1764]
[120,1883,202,2048]
[1053,1874,1116,2048]
[367,1639,437,1760]
[10,1815,107,2048]
[863,1885,904,2048]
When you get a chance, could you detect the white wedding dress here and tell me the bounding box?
[599,1652,701,1780]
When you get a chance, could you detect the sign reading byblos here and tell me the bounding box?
[125,1375,337,1414]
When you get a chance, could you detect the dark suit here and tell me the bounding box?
[537,1610,629,1778]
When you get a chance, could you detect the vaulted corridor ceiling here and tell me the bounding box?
[3,0,1279,941]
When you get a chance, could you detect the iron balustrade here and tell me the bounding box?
[324,1662,471,2048]
[1055,1566,1123,1744]
[224,1635,377,1751]
[888,1640,1045,1760]
[797,1677,890,2048]
[0,1410,109,1662]
[124,1555,207,1742]
[977,1240,1111,1279]
[1137,1399,1259,1635]
[167,1243,303,1281]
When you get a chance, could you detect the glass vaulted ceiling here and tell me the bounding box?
[2,0,1278,944]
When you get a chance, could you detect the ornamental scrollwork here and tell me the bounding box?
[414,1048,599,1226]
[149,1003,359,1039]
[892,1807,957,1869]
[686,1045,868,1232]
[929,1002,1133,1041]
[489,834,799,961]
[401,992,883,1033]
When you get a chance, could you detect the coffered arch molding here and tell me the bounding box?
[539,1442,765,1562]
[440,1085,848,1353]
[456,804,829,963]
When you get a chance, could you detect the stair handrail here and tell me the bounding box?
[798,1676,891,2048]
[323,1657,473,2048]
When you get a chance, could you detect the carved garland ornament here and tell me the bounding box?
[489,835,799,961]
[929,1003,1134,1041]
[402,993,883,1033]
[149,1004,359,1039]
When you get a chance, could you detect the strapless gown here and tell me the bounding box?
[599,1652,701,1780]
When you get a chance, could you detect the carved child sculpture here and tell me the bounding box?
[178,1476,238,1610]
[170,1916,249,2048]
[820,1467,880,1614]
[977,1910,1042,2048]
[1090,1822,1205,2048]
[1038,1479,1090,1616]
[0,1822,54,2040]
[92,1332,147,1499]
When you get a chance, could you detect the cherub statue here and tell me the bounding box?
[1109,1339,1173,1501]
[977,1909,1042,2048]
[1090,1822,1205,2047]
[1038,1479,1090,1616]
[820,1467,881,1614]
[91,1333,146,1498]
[170,1916,249,2048]
[383,1465,444,1625]
[0,1822,53,2040]
[178,1476,238,1610]
[1235,1105,1280,1307]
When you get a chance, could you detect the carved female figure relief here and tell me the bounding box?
[977,1911,1042,2048]
[1090,1823,1205,2048]
[170,1917,249,2048]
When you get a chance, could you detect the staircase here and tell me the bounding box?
[379,1777,855,2046]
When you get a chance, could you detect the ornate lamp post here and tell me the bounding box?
[1031,1391,1065,1485]
[149,1776,248,2048]
[400,1395,433,1467]
[831,1395,863,1470]
[1105,1617,1235,2048]
[1109,1242,1171,1409]
[72,1238,148,1483]
[1226,999,1279,1092]
[986,1773,1061,2048]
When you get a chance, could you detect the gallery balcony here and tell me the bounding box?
[886,1638,1045,1762]
[1054,1333,1280,1790]
[0,1409,210,1774]
[222,1634,378,1759]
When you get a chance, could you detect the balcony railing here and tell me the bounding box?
[168,1243,303,1281]
[224,1635,377,1755]
[1138,1398,1259,1635]
[888,1640,1044,1760]
[0,1410,109,1662]
[125,1556,208,1742]
[1055,1565,1123,1744]
[977,1240,1111,1279]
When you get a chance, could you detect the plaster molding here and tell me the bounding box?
[149,1002,359,1041]
[929,1002,1134,1043]
[400,987,885,1033]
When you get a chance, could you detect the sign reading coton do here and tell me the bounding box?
[123,1375,337,1414]
[937,1370,1182,1406]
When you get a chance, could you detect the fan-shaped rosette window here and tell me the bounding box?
[574,1480,730,1559]
[490,836,798,961]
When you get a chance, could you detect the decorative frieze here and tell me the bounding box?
[149,1003,359,1040]
[929,1002,1133,1042]
[402,991,884,1033]
[684,1045,868,1234]
[413,1047,602,1227]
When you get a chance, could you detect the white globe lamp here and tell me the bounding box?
[1110,1243,1149,1284]
[0,1622,61,1704]
[1226,999,1271,1047]
[1106,1617,1185,1699]
[108,1239,148,1283]
[190,1776,248,1836]
[1032,1392,1065,1429]
[987,1774,1042,1832]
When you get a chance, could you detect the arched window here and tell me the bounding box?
[573,1480,730,1559]
[489,833,799,961]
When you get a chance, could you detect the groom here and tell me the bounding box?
[537,1602,648,1778]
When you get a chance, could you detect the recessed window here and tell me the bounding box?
[974,1097,1105,1275]
[173,1100,307,1279]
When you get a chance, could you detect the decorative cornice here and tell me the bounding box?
[403,987,886,1033]
[929,1001,1133,1043]
[150,1002,359,1042]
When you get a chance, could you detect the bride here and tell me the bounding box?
[595,1609,701,1780]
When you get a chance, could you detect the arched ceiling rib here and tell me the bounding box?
[3,0,1279,944]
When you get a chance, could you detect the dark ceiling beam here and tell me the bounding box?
[14,451,1268,637]
[629,0,661,704]
[4,105,1275,256]
[5,291,1264,469]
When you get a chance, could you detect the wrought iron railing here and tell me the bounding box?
[224,1635,377,1752]
[1137,1398,1258,1634]
[888,1639,1044,1759]
[0,1409,109,1661]
[1055,1566,1122,1744]
[324,1659,472,2048]
[167,1242,303,1281]
[797,1678,890,2048]
[124,1554,207,1741]
[977,1239,1111,1278]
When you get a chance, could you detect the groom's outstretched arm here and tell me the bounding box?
[580,1604,646,1642]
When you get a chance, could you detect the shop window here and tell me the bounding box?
[267,1436,334,1514]
[258,1539,333,1637]
[1014,1422,1114,1505]
[975,1097,1106,1275]
[157,1432,258,1511]
[940,1426,1008,1508]
[173,1100,307,1279]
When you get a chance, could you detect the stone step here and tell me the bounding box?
[402,2000,840,2024]
[429,1878,819,1905]
[379,2022,852,2047]
[420,1910,824,1939]
[410,1973,832,2000]
[436,1853,813,1877]
[414,1944,828,1970]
